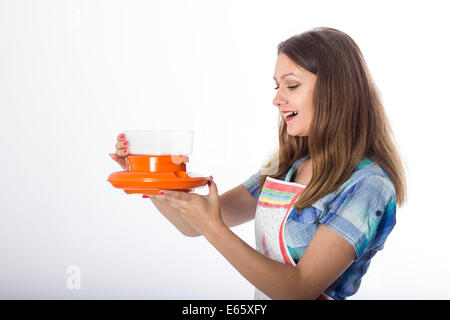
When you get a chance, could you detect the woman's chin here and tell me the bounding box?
[287,127,303,137]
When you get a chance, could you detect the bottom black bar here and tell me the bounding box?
[0,300,447,318]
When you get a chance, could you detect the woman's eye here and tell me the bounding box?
[273,85,299,91]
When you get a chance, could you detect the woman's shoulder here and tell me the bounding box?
[350,158,395,196]
[312,157,396,211]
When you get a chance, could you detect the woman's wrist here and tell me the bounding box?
[203,220,230,243]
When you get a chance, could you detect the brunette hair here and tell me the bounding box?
[257,27,406,208]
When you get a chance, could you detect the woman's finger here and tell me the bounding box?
[115,148,129,157]
[158,193,189,209]
[117,133,126,142]
[109,153,128,170]
[158,195,185,212]
[110,153,124,162]
[115,140,129,150]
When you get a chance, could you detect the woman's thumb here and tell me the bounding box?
[110,153,127,170]
[109,153,120,163]
[207,176,218,196]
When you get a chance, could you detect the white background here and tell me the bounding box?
[1,0,449,299]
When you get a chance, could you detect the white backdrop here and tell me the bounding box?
[1,0,449,299]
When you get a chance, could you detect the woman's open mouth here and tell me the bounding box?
[285,111,298,122]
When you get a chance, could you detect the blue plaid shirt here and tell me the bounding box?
[242,154,397,300]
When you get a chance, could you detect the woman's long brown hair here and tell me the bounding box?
[257,27,407,209]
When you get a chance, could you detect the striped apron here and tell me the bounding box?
[254,173,332,300]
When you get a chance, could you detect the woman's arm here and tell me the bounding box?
[152,179,356,299]
[147,184,257,237]
[204,223,356,299]
[218,184,258,228]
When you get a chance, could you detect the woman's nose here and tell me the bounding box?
[273,94,287,108]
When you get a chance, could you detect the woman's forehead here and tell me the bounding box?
[274,54,314,80]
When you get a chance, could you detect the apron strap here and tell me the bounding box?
[284,154,310,182]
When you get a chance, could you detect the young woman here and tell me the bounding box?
[110,27,406,300]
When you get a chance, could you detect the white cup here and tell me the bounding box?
[123,130,193,155]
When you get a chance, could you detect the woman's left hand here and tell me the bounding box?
[147,177,225,237]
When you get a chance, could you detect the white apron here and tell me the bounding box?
[254,172,332,300]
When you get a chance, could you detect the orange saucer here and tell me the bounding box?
[107,155,211,194]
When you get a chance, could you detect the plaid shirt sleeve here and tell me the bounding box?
[318,174,396,258]
[242,171,261,201]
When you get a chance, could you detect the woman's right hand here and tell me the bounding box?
[109,133,129,171]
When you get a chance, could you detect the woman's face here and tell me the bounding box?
[273,53,317,137]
